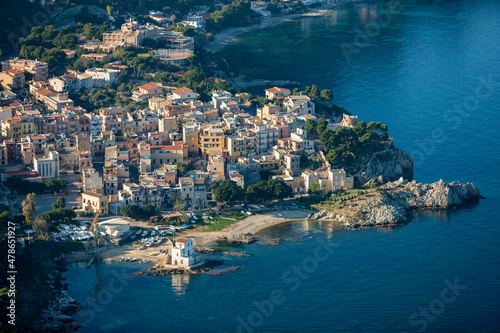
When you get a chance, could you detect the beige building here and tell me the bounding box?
[1,116,34,140]
[302,168,354,194]
[82,192,109,215]
[0,70,25,91]
[226,133,257,161]
[132,83,163,102]
[1,59,48,81]
[200,127,225,156]
[182,123,200,156]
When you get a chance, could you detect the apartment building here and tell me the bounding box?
[1,59,48,81]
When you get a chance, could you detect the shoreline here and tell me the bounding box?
[205,3,343,53]
[64,209,313,263]
[185,208,312,246]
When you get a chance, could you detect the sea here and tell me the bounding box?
[64,0,500,332]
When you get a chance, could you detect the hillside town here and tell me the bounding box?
[0,50,358,217]
[0,1,377,331]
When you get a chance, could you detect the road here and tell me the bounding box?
[36,173,82,215]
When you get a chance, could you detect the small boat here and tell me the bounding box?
[130,258,137,262]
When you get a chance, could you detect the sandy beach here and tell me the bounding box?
[65,209,312,264]
[185,209,312,246]
[205,4,341,53]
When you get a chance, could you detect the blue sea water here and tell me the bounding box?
[64,1,500,332]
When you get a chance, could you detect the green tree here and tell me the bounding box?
[182,69,205,89]
[40,49,67,69]
[106,5,114,16]
[259,168,272,181]
[210,180,245,205]
[174,199,186,211]
[51,197,66,210]
[308,183,321,195]
[212,80,232,92]
[309,84,319,98]
[120,205,142,218]
[316,118,328,135]
[187,54,199,67]
[305,118,317,136]
[22,193,38,228]
[320,89,334,101]
[142,204,156,217]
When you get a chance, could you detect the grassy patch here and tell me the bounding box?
[227,211,248,221]
[201,216,237,232]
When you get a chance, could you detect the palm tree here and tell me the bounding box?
[171,14,177,27]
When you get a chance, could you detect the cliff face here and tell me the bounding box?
[311,179,480,229]
[356,145,414,185]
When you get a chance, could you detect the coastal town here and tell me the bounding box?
[0,2,368,329]
[0,1,364,252]
[0,0,486,332]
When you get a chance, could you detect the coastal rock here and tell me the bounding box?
[194,246,251,257]
[258,238,281,246]
[218,233,257,244]
[337,180,480,229]
[357,145,414,185]
[403,179,480,208]
[147,259,225,276]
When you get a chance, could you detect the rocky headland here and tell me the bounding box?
[309,179,481,228]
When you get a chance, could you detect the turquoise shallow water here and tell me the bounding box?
[65,1,500,332]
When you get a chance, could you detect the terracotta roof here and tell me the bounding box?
[138,83,161,91]
[172,87,193,95]
[7,69,23,75]
[204,109,217,114]
[176,238,189,243]
[230,173,243,178]
[37,88,54,96]
[266,87,290,94]
[172,71,186,77]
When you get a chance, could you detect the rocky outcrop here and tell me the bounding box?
[218,233,257,244]
[400,179,480,208]
[312,180,480,229]
[146,259,231,276]
[39,290,80,332]
[194,246,251,257]
[356,145,414,185]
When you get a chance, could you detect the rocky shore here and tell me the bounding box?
[194,246,251,257]
[309,179,481,229]
[216,233,258,244]
[39,257,80,332]
[143,259,243,276]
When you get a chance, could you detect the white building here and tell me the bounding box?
[170,238,203,268]
[87,114,103,136]
[284,95,315,115]
[85,68,121,87]
[77,73,93,90]
[34,151,60,178]
[48,74,81,93]
[98,218,130,237]
[168,87,197,103]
